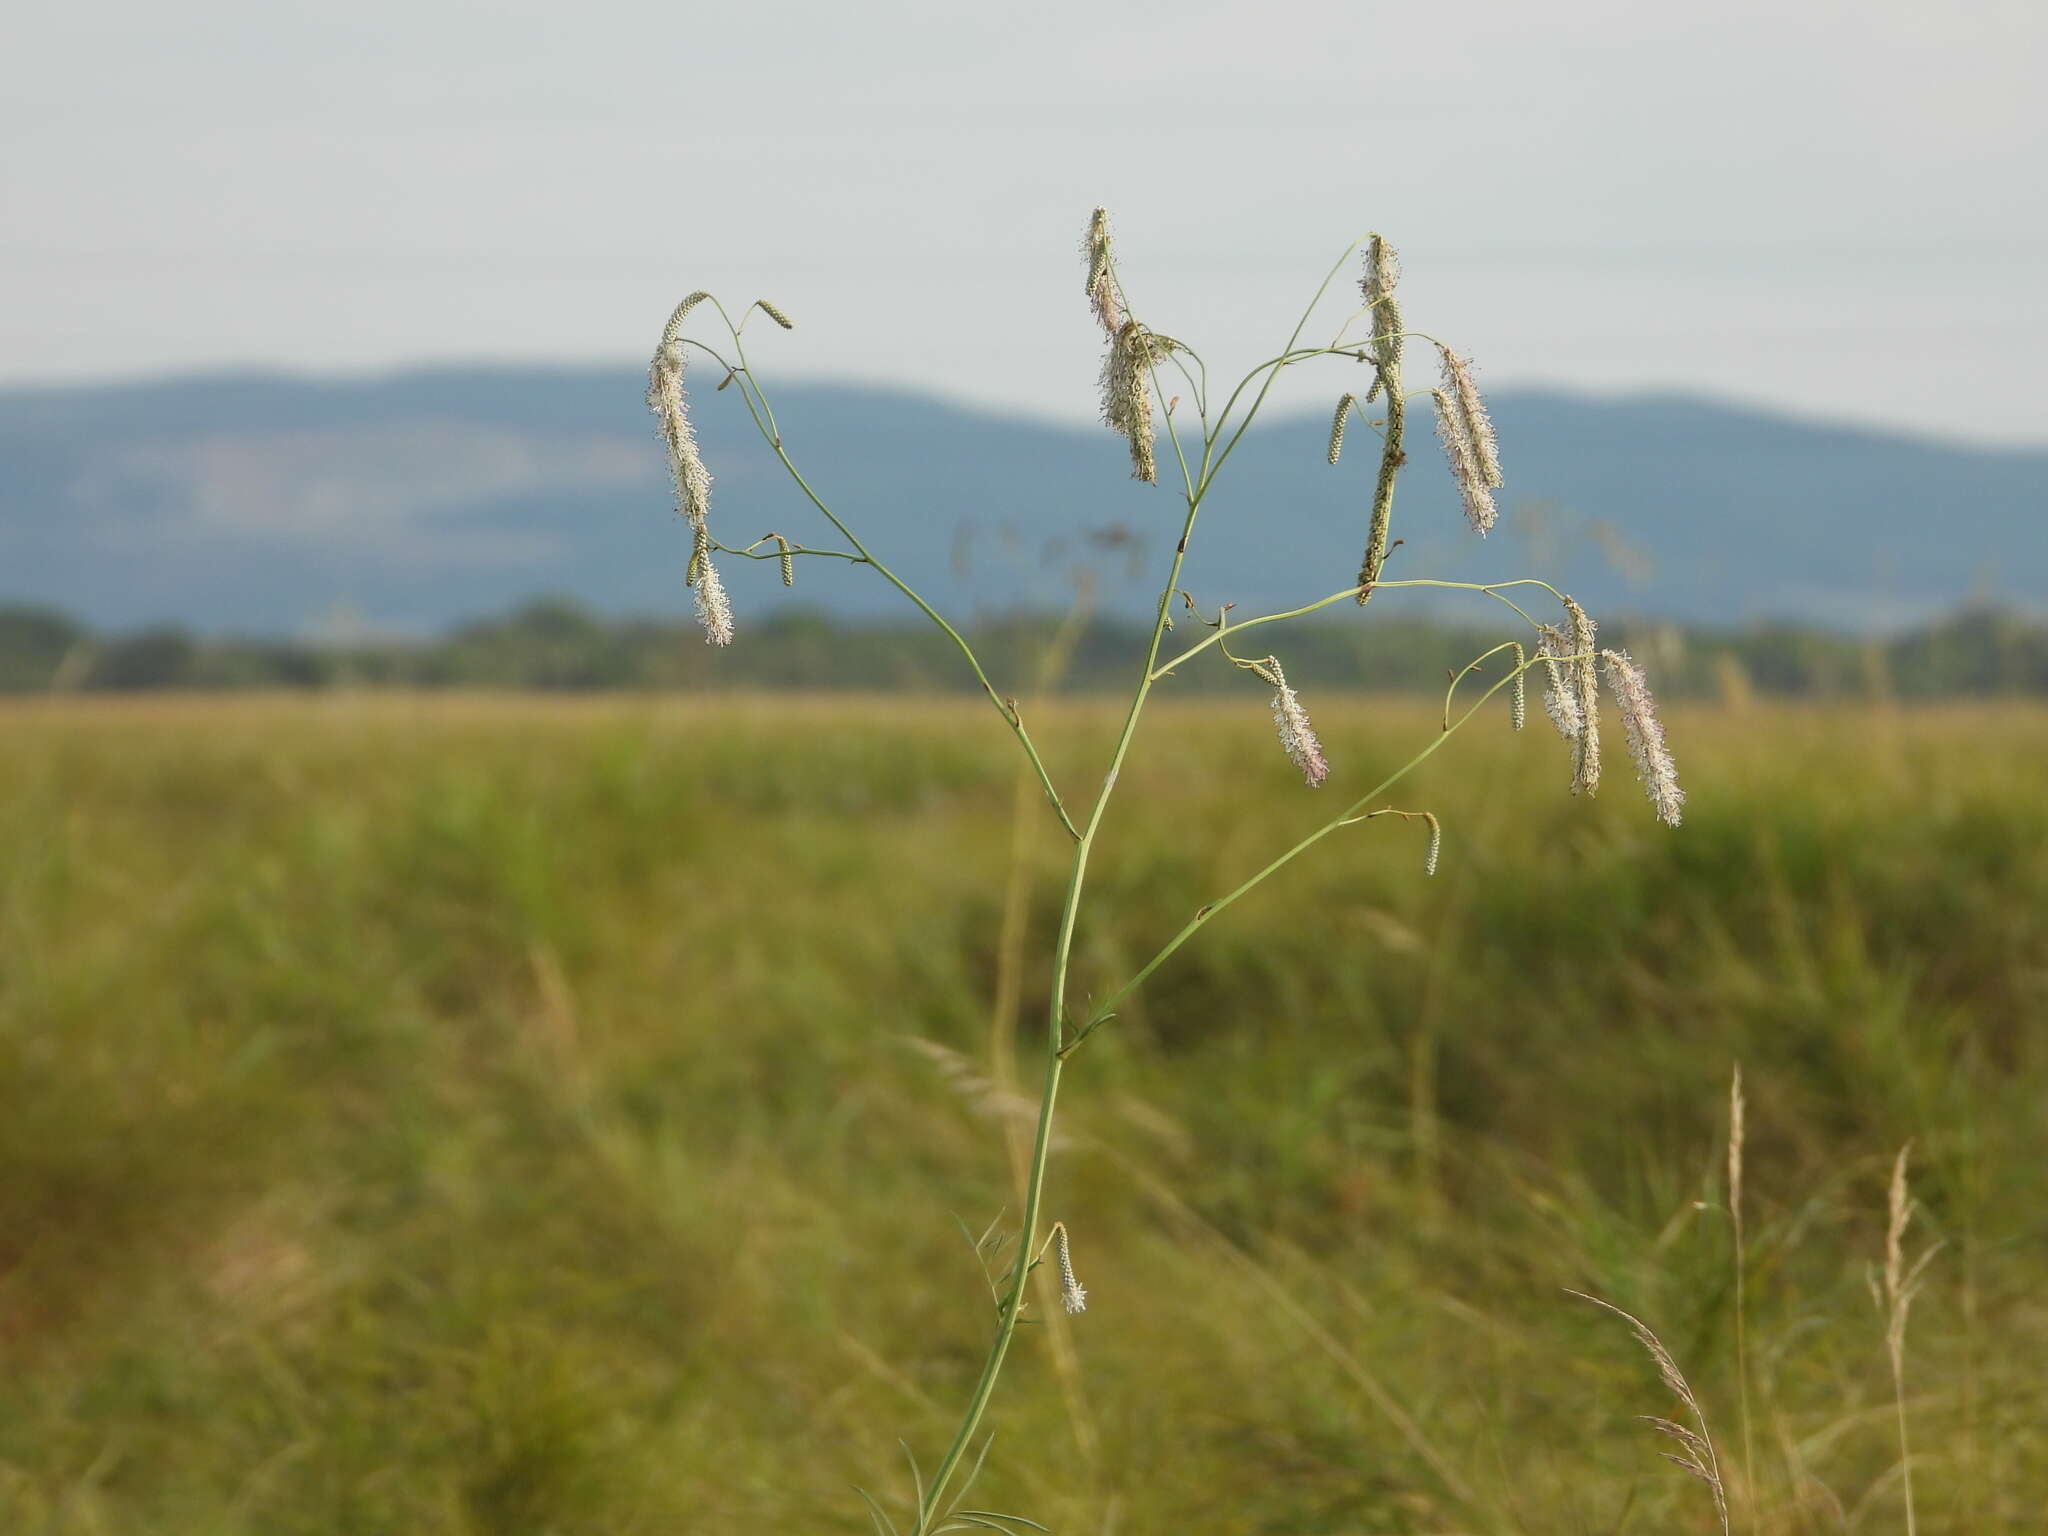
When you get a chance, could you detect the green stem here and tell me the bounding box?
[915,242,1381,1528]
[916,412,1211,1535]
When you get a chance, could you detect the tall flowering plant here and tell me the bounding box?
[648,212,1682,1532]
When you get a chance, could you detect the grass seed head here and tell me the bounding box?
[1327,394,1356,465]
[1101,320,1175,484]
[1264,660,1330,787]
[648,338,713,530]
[1570,1291,1731,1536]
[1053,1223,1087,1315]
[1564,597,1602,796]
[1727,1063,1746,1232]
[1601,648,1684,826]
[687,530,734,647]
[1438,344,1503,489]
[1430,387,1498,535]
[1361,232,1401,303]
[1369,293,1405,373]
[1536,624,1583,741]
[659,290,712,347]
[1083,207,1120,336]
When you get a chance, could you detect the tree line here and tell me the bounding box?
[2,599,2044,698]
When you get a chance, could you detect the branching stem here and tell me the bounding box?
[912,238,1371,1531]
[670,232,1571,1534]
[704,309,1082,843]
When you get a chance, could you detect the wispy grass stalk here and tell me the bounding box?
[1570,1290,1732,1536]
[1872,1143,1941,1536]
[1729,1064,1756,1532]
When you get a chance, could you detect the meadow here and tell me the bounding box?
[0,693,2041,1533]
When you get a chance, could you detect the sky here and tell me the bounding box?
[4,0,2044,444]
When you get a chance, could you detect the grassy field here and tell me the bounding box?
[0,693,2042,1533]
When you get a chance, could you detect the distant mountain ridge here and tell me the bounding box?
[2,367,2041,635]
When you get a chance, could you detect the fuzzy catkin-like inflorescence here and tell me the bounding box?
[1369,294,1405,375]
[1327,394,1356,465]
[754,299,794,330]
[1362,234,1404,377]
[1101,321,1173,483]
[1510,644,1528,731]
[1600,649,1683,825]
[648,340,713,529]
[1361,232,1401,303]
[1437,345,1502,489]
[1430,389,1498,534]
[772,534,796,587]
[1054,1224,1087,1315]
[1265,662,1330,787]
[1564,598,1601,795]
[690,541,734,647]
[1082,207,1119,336]
[1535,624,1582,740]
[1422,812,1442,877]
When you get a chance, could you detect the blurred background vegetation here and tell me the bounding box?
[5,598,2047,698]
[0,692,2040,1532]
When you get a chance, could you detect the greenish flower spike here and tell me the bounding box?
[660,291,712,348]
[1355,387,1404,604]
[1363,235,1404,374]
[1369,294,1405,374]
[754,299,795,330]
[1082,207,1120,336]
[1327,394,1357,465]
[1361,232,1401,302]
[1422,811,1442,877]
[1101,321,1175,484]
[1354,234,1408,603]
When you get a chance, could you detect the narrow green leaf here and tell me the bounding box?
[854,1486,900,1536]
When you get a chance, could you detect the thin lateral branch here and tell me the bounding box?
[1440,640,1526,730]
[1063,658,1528,1056]
[1334,805,1442,876]
[1204,237,1376,485]
[709,319,1081,843]
[1150,576,1568,681]
[1150,584,1363,678]
[720,536,867,564]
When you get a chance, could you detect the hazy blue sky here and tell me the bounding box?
[5,0,2042,442]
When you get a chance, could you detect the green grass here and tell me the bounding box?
[0,693,2043,1533]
